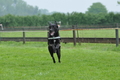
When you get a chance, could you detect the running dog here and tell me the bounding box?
[48,22,61,63]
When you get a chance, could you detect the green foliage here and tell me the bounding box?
[51,12,67,25]
[118,1,120,4]
[0,12,120,27]
[0,42,120,80]
[86,2,108,14]
[0,0,119,27]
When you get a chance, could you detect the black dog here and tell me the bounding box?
[48,22,61,63]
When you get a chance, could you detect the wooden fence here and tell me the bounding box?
[0,24,120,47]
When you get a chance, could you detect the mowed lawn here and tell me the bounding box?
[0,29,117,38]
[0,41,120,80]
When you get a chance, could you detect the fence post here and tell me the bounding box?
[73,25,76,46]
[76,25,81,45]
[23,28,25,44]
[115,23,119,47]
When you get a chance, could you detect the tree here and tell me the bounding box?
[86,2,108,14]
[118,1,120,4]
[0,0,52,16]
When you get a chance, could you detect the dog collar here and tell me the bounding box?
[48,36,60,40]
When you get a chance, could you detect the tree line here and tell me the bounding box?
[0,0,53,16]
[0,12,120,28]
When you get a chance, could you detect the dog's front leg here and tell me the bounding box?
[48,46,56,63]
[51,54,56,63]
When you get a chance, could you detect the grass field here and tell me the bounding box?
[0,29,117,38]
[0,41,120,80]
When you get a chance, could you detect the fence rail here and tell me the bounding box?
[0,37,118,43]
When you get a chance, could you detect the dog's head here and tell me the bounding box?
[48,22,59,37]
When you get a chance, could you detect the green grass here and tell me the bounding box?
[0,41,120,80]
[0,31,47,37]
[0,29,117,38]
[78,29,115,38]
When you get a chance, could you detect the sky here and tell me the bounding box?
[23,0,120,13]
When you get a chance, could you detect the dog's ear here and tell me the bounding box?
[48,22,52,26]
[55,21,58,25]
[54,21,59,28]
